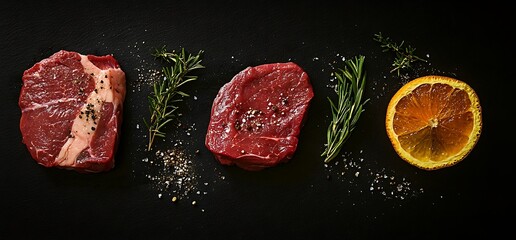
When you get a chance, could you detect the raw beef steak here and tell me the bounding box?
[19,50,126,173]
[205,62,314,171]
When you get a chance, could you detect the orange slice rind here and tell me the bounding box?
[385,75,482,170]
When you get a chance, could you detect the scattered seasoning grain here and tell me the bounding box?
[143,146,201,205]
[125,42,228,210]
[323,150,423,202]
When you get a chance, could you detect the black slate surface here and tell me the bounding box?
[1,1,512,239]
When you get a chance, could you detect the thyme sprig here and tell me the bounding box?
[322,55,369,163]
[144,46,204,151]
[373,32,427,76]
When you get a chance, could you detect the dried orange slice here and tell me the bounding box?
[385,75,482,170]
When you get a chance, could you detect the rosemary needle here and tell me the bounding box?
[373,32,427,76]
[144,47,204,151]
[321,55,369,163]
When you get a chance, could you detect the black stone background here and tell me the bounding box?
[0,1,512,239]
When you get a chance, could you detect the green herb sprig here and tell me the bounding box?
[321,55,369,163]
[144,46,204,151]
[373,32,427,76]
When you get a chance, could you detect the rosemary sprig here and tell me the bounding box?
[373,32,427,76]
[144,46,204,151]
[321,55,369,163]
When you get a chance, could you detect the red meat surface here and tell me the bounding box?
[205,62,314,170]
[19,50,126,173]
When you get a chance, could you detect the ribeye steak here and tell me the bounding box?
[205,62,314,171]
[19,50,126,173]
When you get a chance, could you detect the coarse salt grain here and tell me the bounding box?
[144,148,199,203]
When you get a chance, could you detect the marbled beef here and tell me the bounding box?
[19,50,126,173]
